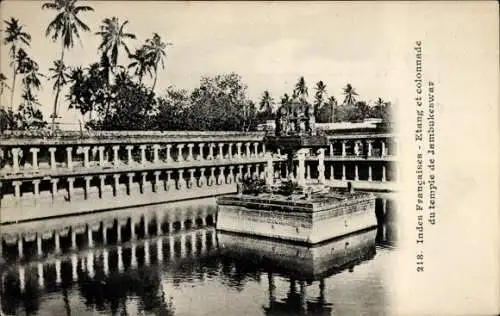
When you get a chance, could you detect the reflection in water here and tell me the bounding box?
[1,198,396,316]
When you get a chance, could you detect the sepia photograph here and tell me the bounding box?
[0,1,497,316]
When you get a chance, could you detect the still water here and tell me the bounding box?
[1,197,396,316]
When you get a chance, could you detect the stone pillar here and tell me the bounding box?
[254,142,261,157]
[186,143,194,161]
[296,149,309,186]
[11,148,21,173]
[50,178,59,199]
[19,266,25,292]
[131,243,137,267]
[55,259,61,284]
[103,249,109,276]
[112,145,120,166]
[37,234,43,257]
[157,217,163,236]
[86,252,94,278]
[198,168,207,187]
[99,175,106,197]
[49,147,57,170]
[228,143,233,159]
[71,229,77,250]
[368,165,373,181]
[176,144,184,162]
[152,144,160,164]
[67,177,75,201]
[125,145,134,165]
[180,234,186,257]
[317,148,326,183]
[329,143,334,156]
[84,176,92,199]
[71,254,78,281]
[139,145,147,165]
[113,174,120,196]
[236,142,242,158]
[300,281,307,311]
[102,224,108,244]
[78,146,90,168]
[127,173,135,195]
[262,143,266,156]
[342,164,346,181]
[12,181,21,200]
[116,223,122,243]
[197,143,204,160]
[87,226,93,248]
[354,164,359,181]
[306,164,311,180]
[188,169,196,188]
[266,154,274,186]
[367,140,373,157]
[157,238,163,263]
[178,169,186,189]
[17,236,24,258]
[330,165,334,180]
[165,144,172,162]
[228,165,235,184]
[341,141,347,157]
[237,165,244,183]
[30,148,40,170]
[66,147,73,170]
[245,165,252,179]
[217,166,225,184]
[207,143,215,160]
[354,141,361,157]
[153,171,161,192]
[382,165,387,182]
[37,263,44,288]
[98,146,105,166]
[381,140,386,157]
[217,143,224,160]
[144,240,150,265]
[54,231,60,253]
[144,215,149,237]
[245,142,251,158]
[141,172,148,193]
[166,170,174,190]
[117,246,124,272]
[209,167,216,185]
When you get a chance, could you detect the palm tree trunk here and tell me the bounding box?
[9,45,17,112]
[52,43,65,133]
[152,61,159,91]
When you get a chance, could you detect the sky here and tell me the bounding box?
[0,1,401,127]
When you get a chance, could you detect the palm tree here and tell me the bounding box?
[293,76,308,102]
[314,80,327,116]
[128,46,153,84]
[144,33,172,91]
[96,17,136,81]
[3,18,31,111]
[281,93,290,106]
[0,73,10,97]
[48,60,68,121]
[42,0,94,131]
[326,96,337,122]
[259,90,274,114]
[342,83,358,105]
[20,57,43,95]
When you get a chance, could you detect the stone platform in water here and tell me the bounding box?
[216,187,377,244]
[218,228,377,281]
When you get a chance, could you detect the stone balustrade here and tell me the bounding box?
[0,129,396,224]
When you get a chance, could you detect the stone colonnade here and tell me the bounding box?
[2,226,218,293]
